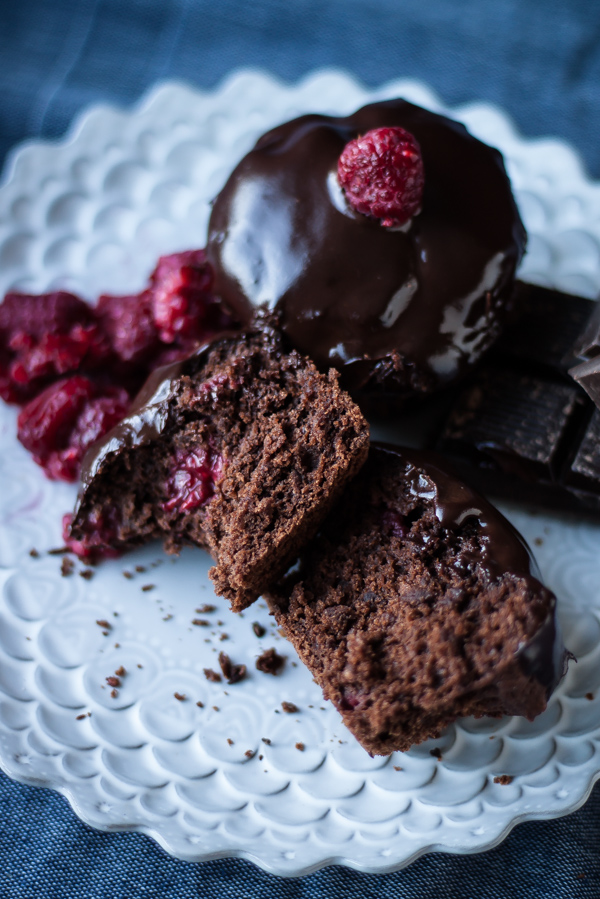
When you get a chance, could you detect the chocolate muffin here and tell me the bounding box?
[268,444,568,755]
[69,326,369,611]
[207,99,526,410]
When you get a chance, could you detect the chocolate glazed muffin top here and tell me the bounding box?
[207,99,526,404]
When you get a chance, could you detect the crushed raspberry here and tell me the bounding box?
[96,290,160,367]
[17,376,129,481]
[339,689,363,711]
[381,509,409,539]
[337,126,424,227]
[62,512,122,561]
[150,249,230,344]
[163,447,224,513]
[0,292,109,403]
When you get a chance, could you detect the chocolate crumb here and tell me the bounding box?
[255,647,285,675]
[218,652,247,684]
[227,738,234,746]
[174,692,186,702]
[196,701,204,708]
[204,668,222,683]
[115,666,126,677]
[493,774,514,785]
[585,692,594,701]
[281,701,299,714]
[106,676,120,688]
[162,614,173,621]
[141,584,155,592]
[192,619,210,627]
[217,620,224,626]
[96,620,111,631]
[261,737,271,745]
[212,706,219,711]
[196,604,216,614]
[252,622,266,637]
[110,688,118,698]
[29,548,39,558]
[137,663,143,669]
[430,748,442,760]
[244,750,255,759]
[80,568,94,580]
[48,546,69,555]
[123,571,133,579]
[219,633,229,641]
[75,714,87,720]
[534,537,543,547]
[393,766,403,771]
[61,557,74,577]
[295,742,305,751]
[258,754,263,761]
[135,565,146,573]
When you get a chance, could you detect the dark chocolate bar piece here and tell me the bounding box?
[565,408,600,494]
[435,362,600,516]
[573,298,600,360]
[426,281,600,517]
[570,356,600,409]
[439,366,587,482]
[495,281,595,376]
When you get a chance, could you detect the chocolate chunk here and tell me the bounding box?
[574,297,600,359]
[497,282,595,375]
[564,409,600,495]
[439,366,587,481]
[570,357,600,409]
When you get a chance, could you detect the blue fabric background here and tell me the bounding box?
[1,0,600,895]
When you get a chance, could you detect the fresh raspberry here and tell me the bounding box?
[17,376,129,482]
[150,250,231,344]
[337,126,425,227]
[163,447,224,513]
[0,291,109,403]
[96,290,160,367]
[0,291,95,341]
[1,247,237,482]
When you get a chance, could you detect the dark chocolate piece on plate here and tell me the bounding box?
[439,366,587,481]
[573,297,600,360]
[570,356,600,409]
[430,282,600,517]
[564,408,600,494]
[495,281,596,376]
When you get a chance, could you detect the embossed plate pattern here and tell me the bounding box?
[0,71,600,875]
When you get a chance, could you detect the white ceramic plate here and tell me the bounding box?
[0,71,600,876]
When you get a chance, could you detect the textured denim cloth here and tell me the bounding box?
[1,1,600,896]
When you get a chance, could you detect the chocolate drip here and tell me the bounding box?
[207,99,526,398]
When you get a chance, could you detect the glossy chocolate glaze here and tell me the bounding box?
[207,99,526,398]
[373,443,567,696]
